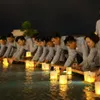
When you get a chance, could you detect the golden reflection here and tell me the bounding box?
[84,87,95,100]
[50,80,58,97]
[59,84,68,99]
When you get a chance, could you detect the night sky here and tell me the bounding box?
[0,0,100,36]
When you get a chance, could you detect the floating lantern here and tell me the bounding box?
[50,71,58,80]
[67,75,72,80]
[26,51,32,57]
[59,75,67,84]
[84,71,95,83]
[95,82,100,95]
[3,58,9,67]
[66,67,72,75]
[42,63,50,71]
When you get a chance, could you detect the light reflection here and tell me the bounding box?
[50,80,58,97]
[84,88,95,100]
[59,85,68,99]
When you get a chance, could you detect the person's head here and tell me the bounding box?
[64,36,77,49]
[51,32,61,45]
[85,33,99,48]
[34,36,41,46]
[46,37,54,47]
[0,36,7,45]
[16,36,26,46]
[40,37,48,46]
[31,33,39,41]
[7,34,14,43]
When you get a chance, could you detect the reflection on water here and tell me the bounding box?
[83,85,95,100]
[0,64,100,100]
[59,85,68,100]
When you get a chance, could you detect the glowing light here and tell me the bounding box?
[50,71,58,80]
[59,75,67,84]
[42,63,50,71]
[66,67,72,75]
[26,52,32,57]
[95,82,100,95]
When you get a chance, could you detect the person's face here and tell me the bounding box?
[85,37,95,48]
[41,41,46,46]
[47,41,54,47]
[0,40,6,45]
[7,37,14,43]
[51,37,60,45]
[66,41,77,49]
[17,39,25,46]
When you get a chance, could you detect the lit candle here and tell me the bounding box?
[42,63,50,71]
[66,67,72,75]
[3,58,9,67]
[59,75,67,84]
[26,51,32,57]
[95,82,100,95]
[50,71,58,80]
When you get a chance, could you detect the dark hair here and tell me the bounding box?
[64,36,76,44]
[15,36,26,42]
[31,33,39,38]
[51,32,60,38]
[0,36,6,40]
[85,33,99,44]
[7,34,14,38]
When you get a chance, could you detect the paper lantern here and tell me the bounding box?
[95,82,100,95]
[66,67,72,75]
[84,71,95,83]
[3,58,9,67]
[42,63,50,71]
[67,75,72,80]
[50,71,58,80]
[59,75,67,84]
[26,52,32,57]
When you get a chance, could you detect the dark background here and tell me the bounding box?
[0,0,100,36]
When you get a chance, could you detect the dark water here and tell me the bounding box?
[0,64,100,100]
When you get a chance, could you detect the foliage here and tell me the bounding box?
[21,21,38,36]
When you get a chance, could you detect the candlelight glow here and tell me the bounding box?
[84,71,95,83]
[59,75,67,84]
[66,67,72,75]
[67,75,72,80]
[42,63,50,71]
[3,58,9,67]
[50,71,58,80]
[95,82,100,95]
[26,52,32,57]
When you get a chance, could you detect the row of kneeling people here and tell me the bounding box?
[0,32,100,72]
